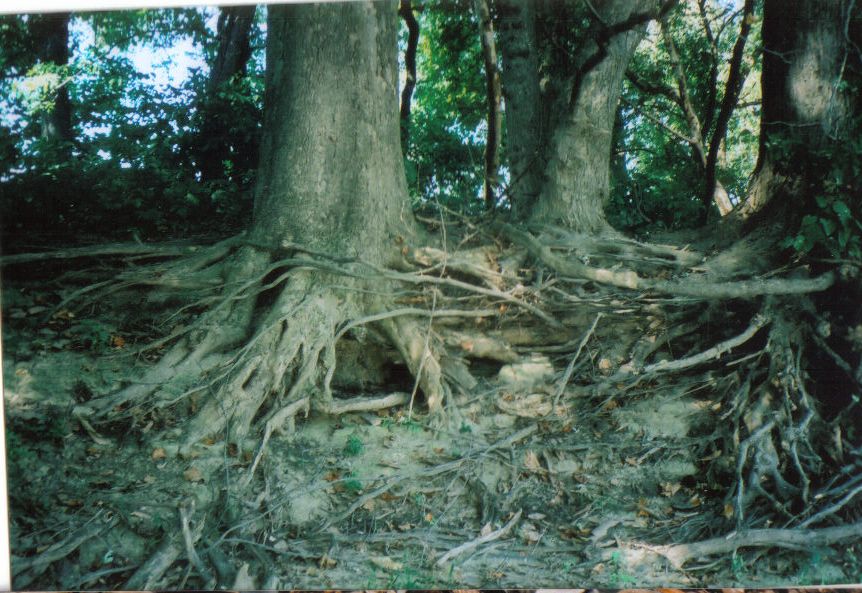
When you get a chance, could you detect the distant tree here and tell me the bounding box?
[29,12,73,143]
[195,4,257,186]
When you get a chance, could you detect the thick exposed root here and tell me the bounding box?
[176,271,352,455]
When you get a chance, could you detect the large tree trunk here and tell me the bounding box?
[496,0,544,218]
[528,1,649,232]
[196,5,256,185]
[30,12,73,143]
[739,0,856,221]
[252,3,416,264]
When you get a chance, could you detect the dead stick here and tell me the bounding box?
[554,313,602,406]
[436,509,523,566]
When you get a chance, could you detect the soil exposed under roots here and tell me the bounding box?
[3,218,862,589]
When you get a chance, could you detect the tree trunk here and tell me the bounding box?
[739,0,856,221]
[30,12,73,143]
[473,0,502,208]
[496,0,544,218]
[528,0,650,232]
[197,5,256,184]
[701,0,755,221]
[252,2,416,264]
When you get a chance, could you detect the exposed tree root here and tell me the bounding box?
[645,520,862,569]
[6,218,861,588]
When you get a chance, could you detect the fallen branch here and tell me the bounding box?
[648,521,862,569]
[179,499,214,587]
[436,509,523,566]
[124,531,184,590]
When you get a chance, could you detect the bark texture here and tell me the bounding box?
[740,0,856,220]
[496,0,544,218]
[529,0,653,232]
[253,3,416,264]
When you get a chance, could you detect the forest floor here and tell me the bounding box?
[2,228,862,589]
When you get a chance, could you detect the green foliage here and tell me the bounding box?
[780,96,862,260]
[344,433,364,457]
[612,0,762,232]
[402,0,487,214]
[0,9,263,243]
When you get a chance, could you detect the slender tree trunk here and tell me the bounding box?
[252,3,416,264]
[398,0,419,151]
[661,17,734,217]
[197,4,256,184]
[496,0,544,218]
[30,12,73,143]
[529,0,652,232]
[701,0,755,221]
[473,0,502,208]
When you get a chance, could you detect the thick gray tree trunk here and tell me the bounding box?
[740,0,857,219]
[529,0,650,232]
[252,2,416,265]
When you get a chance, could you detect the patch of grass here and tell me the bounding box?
[344,433,364,456]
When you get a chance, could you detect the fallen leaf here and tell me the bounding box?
[318,554,337,568]
[151,447,167,461]
[661,482,682,497]
[424,512,434,523]
[524,450,543,473]
[370,556,403,571]
[724,503,735,519]
[183,467,204,482]
[110,335,126,348]
[520,522,541,543]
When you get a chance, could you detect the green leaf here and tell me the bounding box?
[832,200,852,223]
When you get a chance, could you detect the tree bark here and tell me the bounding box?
[398,0,419,151]
[496,0,544,218]
[30,12,73,143]
[197,4,256,184]
[252,2,416,264]
[528,0,655,232]
[739,0,857,221]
